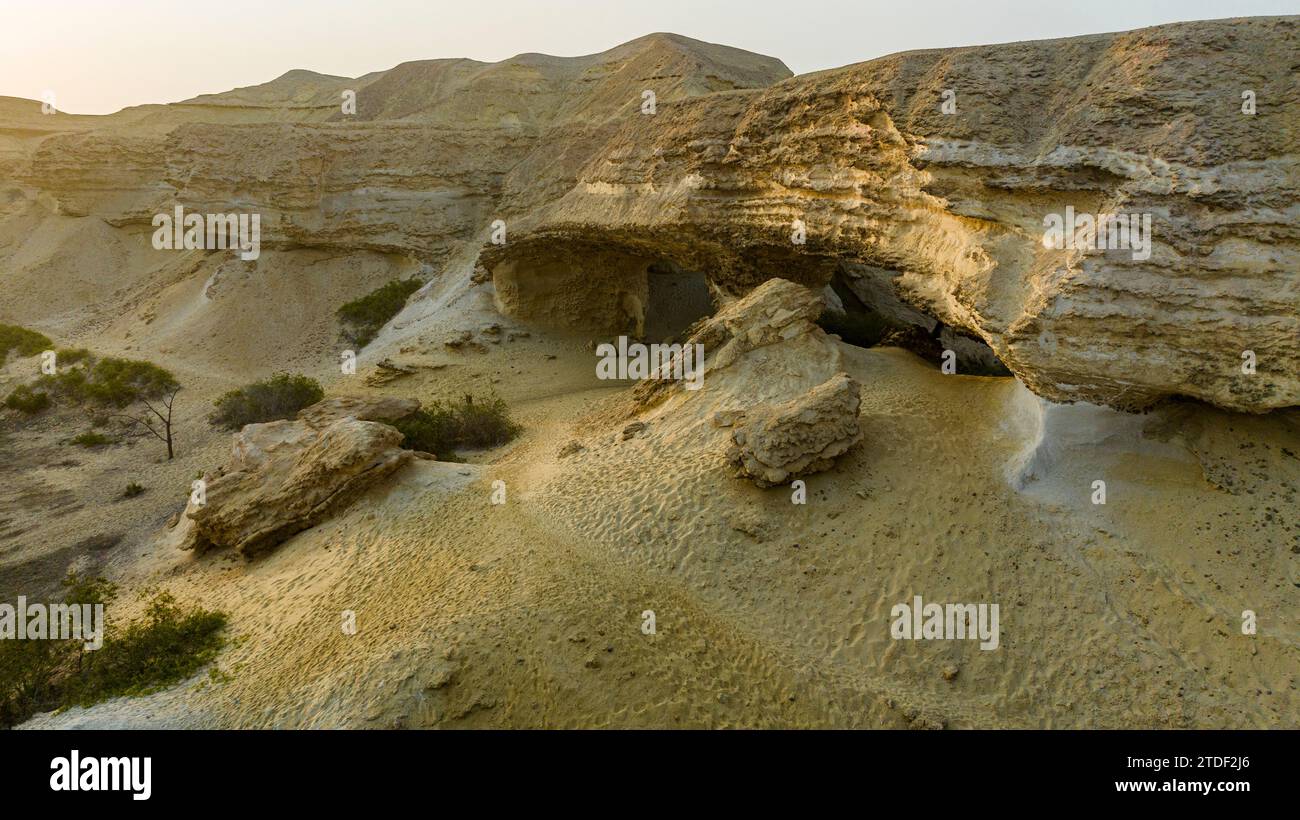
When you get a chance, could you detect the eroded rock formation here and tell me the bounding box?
[295,395,420,428]
[482,19,1300,412]
[627,278,865,483]
[3,20,1296,412]
[727,372,864,487]
[179,397,421,557]
[632,277,829,407]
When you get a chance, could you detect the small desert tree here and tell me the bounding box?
[50,357,184,460]
[101,360,182,460]
[12,346,183,459]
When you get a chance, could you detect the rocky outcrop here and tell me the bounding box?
[481,17,1300,413]
[625,279,863,484]
[179,398,420,557]
[4,20,1297,413]
[726,373,864,487]
[295,395,419,428]
[632,277,827,407]
[11,34,790,260]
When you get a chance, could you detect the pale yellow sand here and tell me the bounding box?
[10,330,1297,729]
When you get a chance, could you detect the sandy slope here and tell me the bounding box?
[14,331,1297,729]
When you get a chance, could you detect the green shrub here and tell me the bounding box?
[38,356,177,408]
[456,395,522,447]
[0,576,227,727]
[82,358,175,407]
[71,431,112,448]
[393,394,521,459]
[123,482,145,498]
[55,347,92,366]
[0,574,116,727]
[391,407,461,458]
[37,367,85,399]
[336,278,423,347]
[209,373,324,430]
[70,591,227,704]
[4,384,50,414]
[0,629,65,728]
[0,324,51,363]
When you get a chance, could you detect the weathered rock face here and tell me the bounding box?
[180,398,419,557]
[295,395,420,428]
[5,20,1297,413]
[727,373,864,487]
[624,278,863,483]
[632,277,831,408]
[482,17,1300,413]
[9,34,790,260]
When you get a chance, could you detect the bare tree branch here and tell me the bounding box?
[109,386,180,459]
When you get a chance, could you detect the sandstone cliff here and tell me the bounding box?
[2,20,1296,412]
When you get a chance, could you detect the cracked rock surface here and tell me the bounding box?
[727,373,864,487]
[179,398,420,557]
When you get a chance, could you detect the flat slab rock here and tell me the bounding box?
[296,396,420,428]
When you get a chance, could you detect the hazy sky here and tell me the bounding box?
[3,0,1295,114]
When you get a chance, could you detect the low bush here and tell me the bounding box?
[455,395,523,448]
[70,431,113,448]
[336,278,423,347]
[55,347,92,366]
[4,384,50,414]
[0,575,114,728]
[0,324,51,363]
[391,407,460,458]
[393,394,521,459]
[0,576,227,727]
[70,591,227,705]
[123,482,145,498]
[209,373,324,430]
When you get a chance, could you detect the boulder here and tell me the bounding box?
[180,400,418,557]
[632,278,827,408]
[727,373,864,487]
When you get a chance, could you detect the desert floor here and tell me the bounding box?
[4,280,1297,727]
